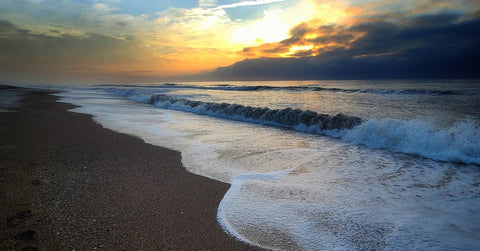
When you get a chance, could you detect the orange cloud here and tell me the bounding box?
[236,0,480,60]
[240,20,361,59]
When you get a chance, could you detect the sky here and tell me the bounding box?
[0,0,479,84]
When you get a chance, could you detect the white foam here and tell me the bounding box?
[218,146,480,250]
[338,118,480,165]
[53,87,480,250]
[113,88,480,166]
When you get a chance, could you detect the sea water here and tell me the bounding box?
[43,80,479,250]
[0,88,27,112]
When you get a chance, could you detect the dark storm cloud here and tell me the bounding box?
[207,12,480,80]
[402,12,460,26]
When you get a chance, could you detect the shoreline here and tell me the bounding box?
[0,88,255,250]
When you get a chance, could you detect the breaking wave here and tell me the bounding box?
[149,94,363,131]
[338,118,480,165]
[110,89,480,165]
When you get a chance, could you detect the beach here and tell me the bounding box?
[2,81,479,250]
[0,87,254,250]
[1,0,479,248]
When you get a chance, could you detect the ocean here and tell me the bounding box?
[45,79,479,249]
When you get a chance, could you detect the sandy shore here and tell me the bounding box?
[0,88,255,250]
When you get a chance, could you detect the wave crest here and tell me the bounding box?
[339,119,480,165]
[110,89,480,165]
[149,94,363,131]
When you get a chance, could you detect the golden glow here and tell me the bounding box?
[235,0,366,59]
[305,34,318,40]
[229,0,351,46]
[139,0,359,74]
[279,45,314,57]
[288,0,351,25]
[290,45,313,52]
[230,9,290,45]
[95,0,357,77]
[7,0,473,83]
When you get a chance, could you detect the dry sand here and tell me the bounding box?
[0,88,256,250]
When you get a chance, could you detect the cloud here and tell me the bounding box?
[0,18,166,83]
[199,0,217,8]
[206,0,284,12]
[152,6,238,49]
[0,0,151,42]
[0,1,252,83]
[206,11,480,80]
[0,17,246,84]
[1,0,348,84]
[4,0,479,83]
[94,3,118,12]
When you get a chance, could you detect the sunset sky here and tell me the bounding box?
[1,0,479,84]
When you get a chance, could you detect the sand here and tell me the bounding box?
[0,88,256,250]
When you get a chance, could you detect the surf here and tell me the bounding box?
[111,88,480,165]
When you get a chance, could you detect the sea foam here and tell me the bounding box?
[112,89,480,165]
[337,118,480,165]
[55,86,480,250]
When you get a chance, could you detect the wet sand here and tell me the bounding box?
[0,88,255,250]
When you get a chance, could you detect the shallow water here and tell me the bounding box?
[43,79,480,249]
[0,88,26,112]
